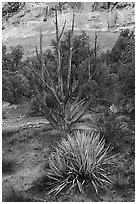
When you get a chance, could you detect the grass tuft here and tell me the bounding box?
[44,131,115,195]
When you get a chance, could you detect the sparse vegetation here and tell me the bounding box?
[2,2,134,202]
[2,2,25,20]
[96,108,129,147]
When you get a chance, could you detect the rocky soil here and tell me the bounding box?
[2,102,135,202]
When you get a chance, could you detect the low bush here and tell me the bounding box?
[44,131,115,195]
[2,158,16,174]
[97,108,129,148]
[111,152,135,190]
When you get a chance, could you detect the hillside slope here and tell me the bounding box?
[2,2,135,59]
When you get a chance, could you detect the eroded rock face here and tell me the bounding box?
[2,2,135,25]
[2,2,134,59]
[2,2,135,32]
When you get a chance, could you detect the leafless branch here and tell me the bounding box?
[36,31,60,101]
[59,20,66,40]
[67,9,75,90]
[40,30,43,57]
[35,43,39,57]
[72,47,79,54]
[31,64,61,105]
[55,6,64,96]
[94,31,99,58]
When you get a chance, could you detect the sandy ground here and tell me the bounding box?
[2,102,135,201]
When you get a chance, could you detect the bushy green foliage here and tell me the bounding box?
[51,31,91,82]
[2,44,31,104]
[2,44,24,72]
[97,107,129,146]
[101,29,135,117]
[45,131,115,195]
[2,2,25,20]
[2,73,14,103]
[2,70,30,104]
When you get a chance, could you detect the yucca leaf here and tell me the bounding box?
[54,181,67,195]
[49,158,63,177]
[45,131,115,195]
[98,172,112,183]
[77,179,84,193]
[72,99,85,113]
[92,180,98,194]
[97,178,111,185]
[68,182,77,193]
[71,97,96,123]
[92,173,104,188]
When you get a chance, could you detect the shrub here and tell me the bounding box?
[2,70,30,104]
[2,44,24,72]
[45,131,115,195]
[101,29,135,112]
[2,3,25,19]
[2,158,16,174]
[111,152,135,190]
[97,107,130,149]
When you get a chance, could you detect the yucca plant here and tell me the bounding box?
[33,4,100,133]
[45,131,116,195]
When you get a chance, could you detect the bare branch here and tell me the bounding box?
[94,31,99,58]
[55,6,59,42]
[41,59,63,104]
[34,84,43,100]
[59,20,66,40]
[40,30,43,57]
[87,44,91,80]
[36,31,60,101]
[41,59,55,88]
[31,64,61,105]
[35,43,39,57]
[71,10,75,34]
[55,5,64,98]
[72,47,79,54]
[72,74,84,93]
[72,60,87,93]
[89,66,99,82]
[33,30,64,109]
[67,10,75,90]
